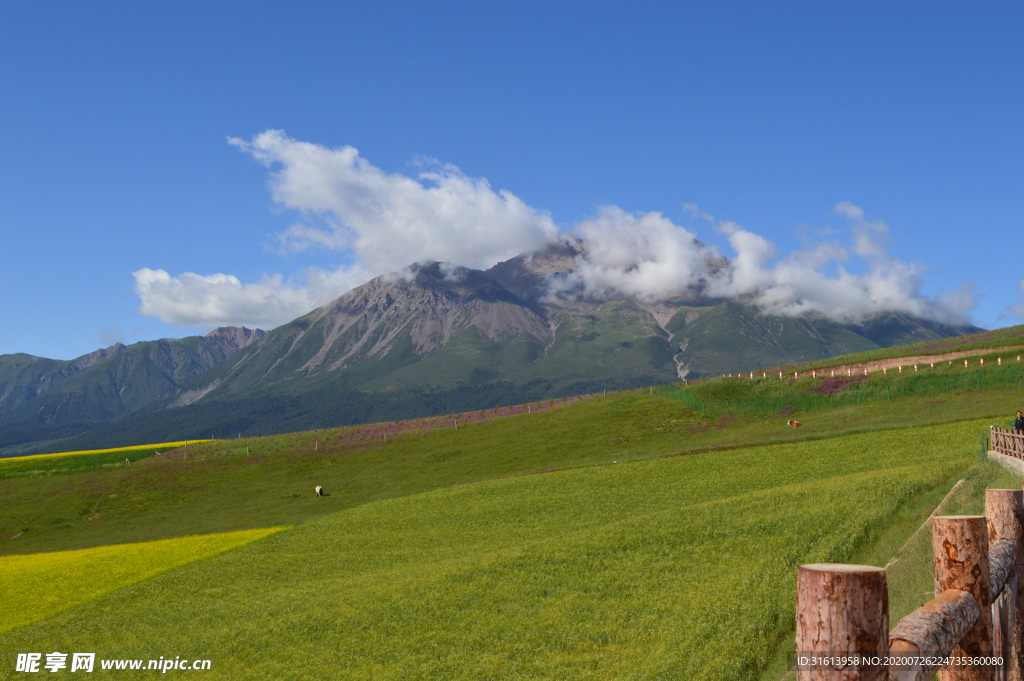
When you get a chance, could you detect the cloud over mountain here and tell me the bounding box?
[132,266,368,328]
[543,207,720,302]
[543,202,973,325]
[228,130,559,272]
[133,131,976,330]
[700,204,975,324]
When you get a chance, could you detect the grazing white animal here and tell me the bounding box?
[315,486,323,497]
[787,419,802,427]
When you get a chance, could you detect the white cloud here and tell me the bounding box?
[937,283,976,320]
[834,201,864,220]
[547,206,720,302]
[699,203,973,323]
[228,130,558,272]
[709,221,776,296]
[132,265,369,329]
[550,202,975,325]
[1009,280,1024,319]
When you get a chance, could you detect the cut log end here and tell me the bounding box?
[800,563,886,573]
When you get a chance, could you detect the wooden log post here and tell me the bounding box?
[987,539,1014,680]
[987,489,1024,681]
[889,589,981,681]
[932,516,994,680]
[987,539,1015,598]
[796,564,889,681]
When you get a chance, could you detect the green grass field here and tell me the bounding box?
[0,422,998,679]
[1,347,1023,679]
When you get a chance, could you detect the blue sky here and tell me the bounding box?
[2,2,1023,360]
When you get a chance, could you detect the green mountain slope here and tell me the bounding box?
[358,299,677,392]
[668,301,883,375]
[0,254,983,453]
[0,328,262,451]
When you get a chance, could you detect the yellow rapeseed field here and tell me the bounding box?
[0,526,287,634]
[0,441,211,465]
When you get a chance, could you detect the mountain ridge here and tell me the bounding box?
[0,251,982,454]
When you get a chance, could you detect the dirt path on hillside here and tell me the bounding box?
[144,393,601,462]
[150,447,191,462]
[304,393,598,453]
[823,346,1022,374]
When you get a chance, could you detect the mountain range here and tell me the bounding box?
[0,242,980,455]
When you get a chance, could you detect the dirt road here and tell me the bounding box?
[823,346,1020,374]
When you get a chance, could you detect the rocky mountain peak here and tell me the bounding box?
[67,342,126,373]
[484,239,581,303]
[390,261,520,301]
[320,261,524,321]
[204,326,266,353]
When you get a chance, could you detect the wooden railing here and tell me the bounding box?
[796,487,1024,680]
[991,427,1024,459]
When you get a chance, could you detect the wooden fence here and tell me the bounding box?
[992,428,1024,460]
[796,487,1024,680]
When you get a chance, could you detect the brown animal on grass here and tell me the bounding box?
[787,420,802,427]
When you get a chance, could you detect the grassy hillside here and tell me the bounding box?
[1,420,1009,679]
[2,378,1016,559]
[662,347,1024,448]
[0,399,1014,550]
[2,344,1024,679]
[0,394,706,556]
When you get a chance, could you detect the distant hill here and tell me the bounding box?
[0,245,981,454]
[0,328,263,452]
